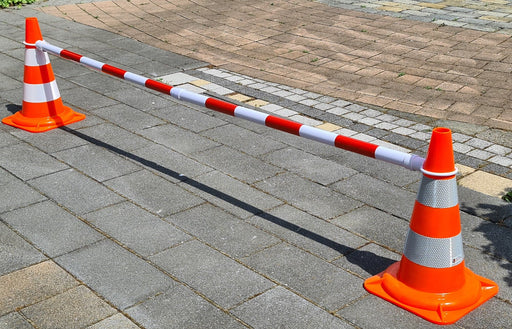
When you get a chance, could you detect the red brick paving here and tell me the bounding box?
[38,0,512,131]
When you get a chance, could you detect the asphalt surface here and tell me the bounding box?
[1,1,512,329]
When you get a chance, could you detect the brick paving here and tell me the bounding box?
[37,0,512,131]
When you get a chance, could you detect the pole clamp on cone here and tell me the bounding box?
[364,127,498,325]
[1,17,85,133]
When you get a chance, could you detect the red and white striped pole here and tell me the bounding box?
[36,40,424,171]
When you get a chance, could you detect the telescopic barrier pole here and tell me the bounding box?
[36,40,425,171]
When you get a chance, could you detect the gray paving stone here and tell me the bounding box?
[55,239,176,310]
[262,147,358,185]
[21,285,116,329]
[86,313,139,329]
[248,204,367,261]
[150,240,274,309]
[140,124,220,154]
[151,105,227,132]
[232,286,354,329]
[11,127,88,154]
[64,87,120,110]
[0,143,68,180]
[459,186,512,223]
[337,294,444,329]
[241,243,365,311]
[333,243,401,278]
[328,149,421,188]
[193,145,282,184]
[255,172,362,220]
[331,173,417,220]
[105,170,203,216]
[0,222,46,277]
[463,246,511,302]
[77,123,152,152]
[69,72,129,94]
[53,144,140,182]
[85,202,192,257]
[2,201,103,258]
[332,206,409,253]
[28,168,124,215]
[179,170,283,219]
[168,203,280,258]
[91,103,165,131]
[126,284,245,329]
[104,87,172,112]
[0,312,33,329]
[131,144,213,181]
[0,168,46,214]
[200,124,286,156]
[467,148,493,160]
[456,292,512,328]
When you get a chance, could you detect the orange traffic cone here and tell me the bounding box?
[2,17,84,133]
[364,127,498,325]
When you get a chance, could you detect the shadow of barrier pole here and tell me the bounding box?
[2,17,499,325]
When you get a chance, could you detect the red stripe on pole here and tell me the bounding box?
[102,64,127,79]
[145,79,172,94]
[265,116,302,135]
[334,135,378,158]
[205,98,237,116]
[60,49,82,62]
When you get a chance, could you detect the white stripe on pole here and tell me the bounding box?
[80,57,105,71]
[124,72,148,87]
[170,87,208,106]
[234,106,268,125]
[36,40,63,57]
[23,81,60,103]
[298,125,337,146]
[24,48,50,66]
[375,147,424,171]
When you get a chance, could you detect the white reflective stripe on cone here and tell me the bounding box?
[416,176,458,209]
[403,230,464,268]
[25,48,50,67]
[23,81,60,103]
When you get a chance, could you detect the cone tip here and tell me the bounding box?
[421,127,457,176]
[25,17,43,46]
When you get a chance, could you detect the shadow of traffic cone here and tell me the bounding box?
[2,17,85,133]
[364,127,498,325]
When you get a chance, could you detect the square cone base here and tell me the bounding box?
[2,106,85,133]
[364,262,498,325]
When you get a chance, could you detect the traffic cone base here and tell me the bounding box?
[364,127,498,325]
[2,100,85,133]
[364,262,498,325]
[1,17,85,133]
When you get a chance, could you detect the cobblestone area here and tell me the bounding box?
[319,0,512,33]
[37,0,512,131]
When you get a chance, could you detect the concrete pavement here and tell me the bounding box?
[0,1,512,329]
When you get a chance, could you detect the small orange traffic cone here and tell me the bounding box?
[364,127,498,325]
[2,17,84,133]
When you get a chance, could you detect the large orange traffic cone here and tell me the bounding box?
[364,127,498,325]
[2,17,84,133]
